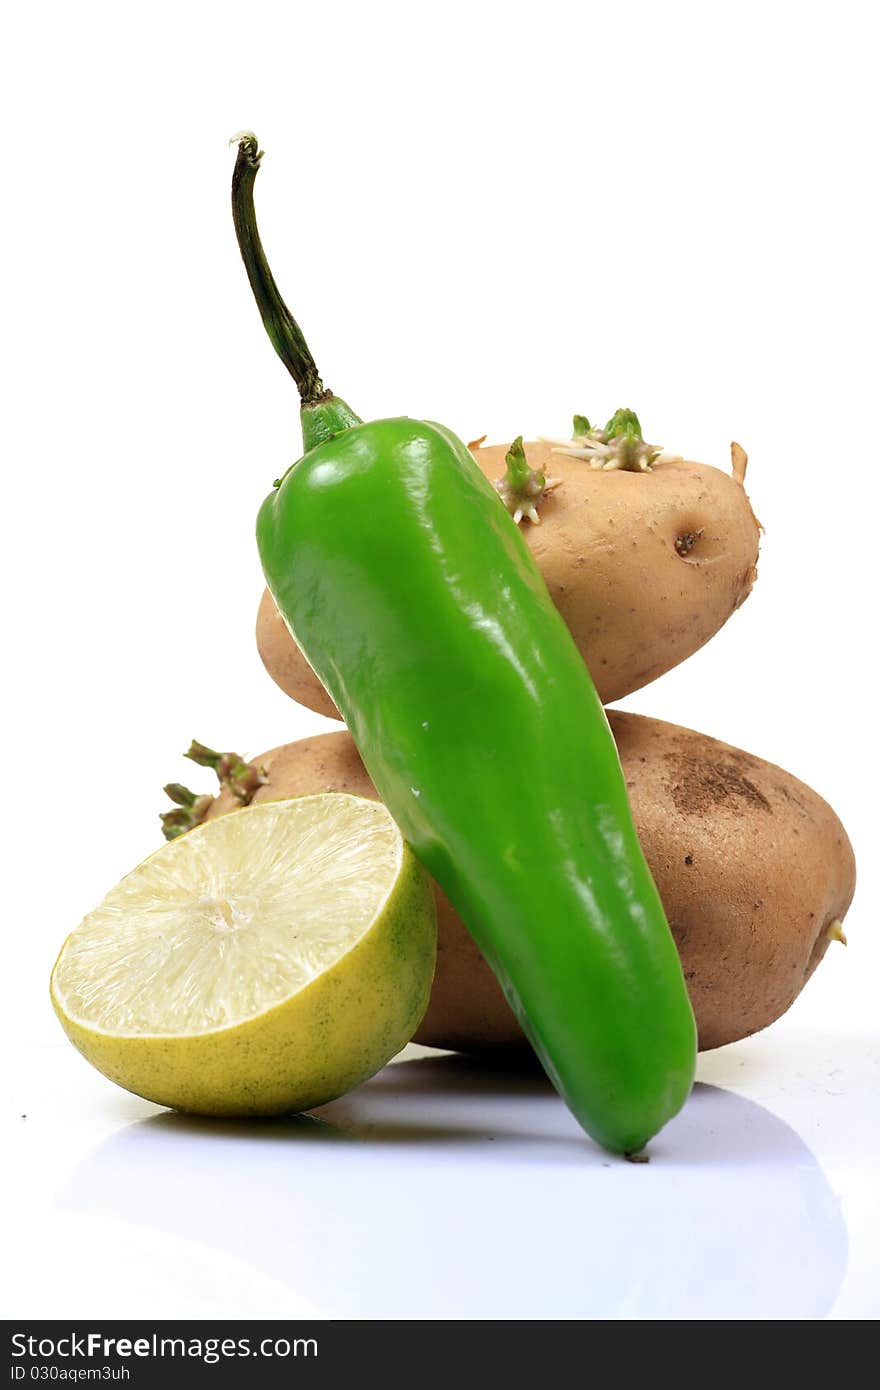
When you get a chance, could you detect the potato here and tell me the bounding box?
[257,588,339,721]
[256,440,761,719]
[204,712,854,1052]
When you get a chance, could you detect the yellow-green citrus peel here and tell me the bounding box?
[51,795,437,1115]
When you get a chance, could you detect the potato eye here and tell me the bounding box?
[675,529,704,557]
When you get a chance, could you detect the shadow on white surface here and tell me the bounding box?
[59,1055,847,1319]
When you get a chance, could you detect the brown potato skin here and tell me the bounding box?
[256,589,340,720]
[206,713,854,1052]
[256,442,761,719]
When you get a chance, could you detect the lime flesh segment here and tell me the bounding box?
[51,795,436,1115]
[54,796,405,1036]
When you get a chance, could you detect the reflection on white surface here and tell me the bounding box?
[59,1054,847,1319]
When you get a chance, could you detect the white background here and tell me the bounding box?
[3,0,878,1320]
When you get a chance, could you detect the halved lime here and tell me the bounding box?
[51,794,436,1115]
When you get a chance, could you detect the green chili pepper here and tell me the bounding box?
[231,134,696,1156]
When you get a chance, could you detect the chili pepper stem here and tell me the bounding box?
[230,132,362,453]
[231,133,326,406]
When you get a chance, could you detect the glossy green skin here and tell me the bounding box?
[258,409,697,1153]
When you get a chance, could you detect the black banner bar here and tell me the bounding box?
[4,1321,563,1383]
